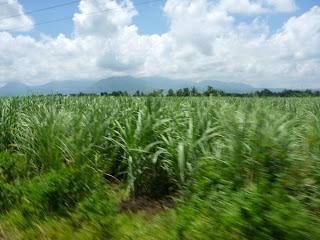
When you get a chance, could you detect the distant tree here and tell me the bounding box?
[204,86,212,96]
[191,86,199,96]
[305,89,313,96]
[77,92,97,97]
[167,89,175,97]
[257,89,274,97]
[204,86,221,96]
[183,88,190,96]
[100,92,109,96]
[133,90,141,97]
[73,86,320,98]
[176,88,184,97]
[48,93,63,97]
[110,91,127,96]
[148,89,164,97]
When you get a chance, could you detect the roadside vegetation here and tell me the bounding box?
[1,96,320,239]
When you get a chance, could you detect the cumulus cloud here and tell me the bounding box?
[163,0,234,53]
[0,0,319,88]
[266,0,297,13]
[73,0,137,37]
[0,0,34,31]
[217,0,269,14]
[217,0,297,14]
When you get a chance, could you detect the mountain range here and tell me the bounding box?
[0,76,256,96]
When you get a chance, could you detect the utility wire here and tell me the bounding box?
[0,0,80,22]
[4,0,163,32]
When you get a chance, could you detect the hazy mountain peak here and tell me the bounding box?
[0,77,255,96]
[0,81,30,96]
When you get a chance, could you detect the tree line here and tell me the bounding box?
[68,86,320,97]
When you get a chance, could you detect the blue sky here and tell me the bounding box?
[18,0,169,37]
[0,0,320,88]
[18,0,319,37]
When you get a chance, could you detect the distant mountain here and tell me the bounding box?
[32,80,96,95]
[88,76,185,94]
[88,76,152,94]
[0,82,30,96]
[88,76,255,94]
[0,80,97,96]
[198,80,255,94]
[0,77,256,96]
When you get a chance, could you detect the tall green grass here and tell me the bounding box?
[1,96,320,239]
[0,97,319,198]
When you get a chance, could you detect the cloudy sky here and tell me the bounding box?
[0,0,319,88]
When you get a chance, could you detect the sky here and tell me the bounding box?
[0,0,319,88]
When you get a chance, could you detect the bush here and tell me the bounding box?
[72,190,118,239]
[0,151,27,183]
[0,180,21,211]
[177,185,320,240]
[0,151,26,212]
[20,166,102,217]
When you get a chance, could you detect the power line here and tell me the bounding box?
[4,0,163,32]
[0,0,80,22]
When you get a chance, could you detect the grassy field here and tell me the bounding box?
[1,96,320,239]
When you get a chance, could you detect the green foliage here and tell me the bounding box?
[0,98,20,151]
[0,96,320,239]
[0,180,20,211]
[20,166,101,217]
[72,190,118,239]
[0,152,27,212]
[177,186,320,240]
[0,151,27,183]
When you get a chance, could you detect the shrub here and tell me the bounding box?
[0,151,27,183]
[20,166,102,217]
[72,190,118,239]
[177,185,320,240]
[0,151,26,212]
[0,180,21,211]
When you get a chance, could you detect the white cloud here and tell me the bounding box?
[217,0,269,14]
[0,0,33,31]
[0,0,319,88]
[216,0,297,14]
[266,0,297,13]
[73,0,137,37]
[163,0,234,53]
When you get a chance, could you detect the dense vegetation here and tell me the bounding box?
[99,87,320,97]
[1,96,320,239]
